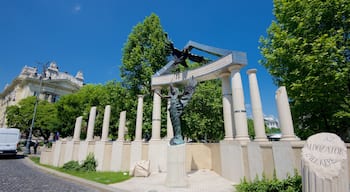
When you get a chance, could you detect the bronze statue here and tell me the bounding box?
[156,77,197,145]
[167,39,205,68]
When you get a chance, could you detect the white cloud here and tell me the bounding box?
[73,4,81,13]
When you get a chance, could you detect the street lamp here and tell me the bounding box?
[24,63,47,155]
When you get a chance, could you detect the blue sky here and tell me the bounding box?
[0,1,279,117]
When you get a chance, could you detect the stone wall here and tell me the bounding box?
[39,139,350,184]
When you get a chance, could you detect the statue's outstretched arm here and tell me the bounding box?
[155,89,170,99]
[180,77,197,107]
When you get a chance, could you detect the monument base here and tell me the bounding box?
[165,143,188,188]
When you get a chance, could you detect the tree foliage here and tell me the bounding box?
[121,13,171,96]
[6,96,59,142]
[182,80,224,142]
[120,13,171,139]
[260,0,350,141]
[55,81,127,139]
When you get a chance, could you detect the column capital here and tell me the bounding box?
[152,86,162,91]
[137,94,144,98]
[228,65,242,72]
[247,68,257,75]
[219,72,231,78]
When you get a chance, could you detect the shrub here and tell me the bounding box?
[62,160,80,171]
[80,153,97,172]
[236,170,301,192]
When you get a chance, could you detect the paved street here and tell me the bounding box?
[0,155,98,192]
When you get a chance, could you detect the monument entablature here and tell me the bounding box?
[151,41,247,88]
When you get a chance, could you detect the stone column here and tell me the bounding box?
[73,116,83,141]
[86,106,96,141]
[118,111,126,141]
[230,67,249,142]
[167,99,174,140]
[101,105,111,141]
[247,69,267,142]
[135,95,144,141]
[151,88,162,140]
[220,72,234,140]
[275,86,298,140]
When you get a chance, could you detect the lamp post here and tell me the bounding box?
[24,63,47,155]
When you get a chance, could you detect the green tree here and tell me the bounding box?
[259,0,350,141]
[6,96,58,142]
[56,81,127,139]
[120,13,171,139]
[181,80,224,142]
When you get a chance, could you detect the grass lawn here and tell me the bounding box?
[29,156,131,184]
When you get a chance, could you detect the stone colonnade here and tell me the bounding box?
[53,68,298,175]
[150,68,297,143]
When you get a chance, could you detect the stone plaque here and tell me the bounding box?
[302,132,347,179]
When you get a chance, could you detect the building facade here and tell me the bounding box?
[0,62,84,127]
[264,115,279,129]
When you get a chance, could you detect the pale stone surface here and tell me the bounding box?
[101,105,111,141]
[151,88,161,140]
[220,72,234,140]
[165,143,188,187]
[247,69,267,141]
[129,140,142,174]
[94,141,106,171]
[133,160,150,177]
[301,133,348,192]
[230,67,249,142]
[220,140,245,184]
[78,141,89,164]
[275,87,298,141]
[117,111,126,141]
[73,116,82,141]
[148,140,167,173]
[135,95,144,141]
[167,99,174,140]
[86,106,96,141]
[151,52,246,87]
[247,142,264,180]
[52,141,62,167]
[111,169,234,192]
[63,140,74,164]
[272,141,296,179]
[110,141,124,172]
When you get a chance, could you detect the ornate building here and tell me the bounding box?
[0,62,84,127]
[264,115,280,129]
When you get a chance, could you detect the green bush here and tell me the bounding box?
[236,170,301,192]
[80,153,97,172]
[62,153,97,172]
[62,160,80,171]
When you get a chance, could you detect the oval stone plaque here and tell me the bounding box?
[302,132,347,179]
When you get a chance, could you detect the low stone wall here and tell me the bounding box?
[39,140,350,184]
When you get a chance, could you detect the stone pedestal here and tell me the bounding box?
[247,142,264,180]
[219,140,246,184]
[272,141,296,179]
[301,133,348,192]
[110,141,124,172]
[63,140,75,164]
[129,140,142,174]
[165,143,188,187]
[94,141,106,171]
[148,140,167,173]
[52,140,62,167]
[78,141,89,163]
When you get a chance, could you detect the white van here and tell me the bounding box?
[0,128,21,156]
